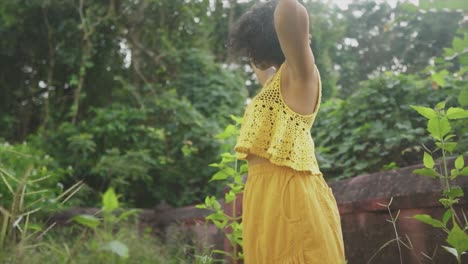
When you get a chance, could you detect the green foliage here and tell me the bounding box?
[316,24,468,179]
[412,214,446,228]
[0,0,465,206]
[302,0,345,99]
[197,116,247,263]
[167,48,247,125]
[0,142,70,207]
[376,29,468,261]
[410,93,468,263]
[0,223,214,264]
[0,144,83,250]
[72,188,141,261]
[420,0,468,10]
[333,1,464,96]
[0,0,249,207]
[314,73,461,179]
[372,37,468,259]
[36,85,241,207]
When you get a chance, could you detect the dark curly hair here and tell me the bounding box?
[227,0,285,67]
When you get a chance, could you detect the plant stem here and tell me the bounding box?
[441,140,462,225]
[0,214,8,249]
[441,140,450,192]
[387,206,403,264]
[232,195,237,263]
[232,162,238,264]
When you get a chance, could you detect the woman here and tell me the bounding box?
[228,0,346,263]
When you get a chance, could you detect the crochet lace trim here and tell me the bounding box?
[234,63,322,175]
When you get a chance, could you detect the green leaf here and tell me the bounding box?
[212,199,222,211]
[458,86,468,107]
[206,212,227,222]
[208,163,222,168]
[441,246,459,260]
[444,187,464,199]
[410,105,437,119]
[436,142,457,152]
[117,209,141,222]
[102,240,129,258]
[420,0,468,10]
[220,152,236,161]
[435,101,446,111]
[230,115,243,125]
[423,152,435,168]
[447,223,468,257]
[221,152,236,159]
[413,168,440,179]
[210,171,229,181]
[240,164,248,175]
[450,169,459,180]
[225,191,235,203]
[452,36,468,52]
[26,223,43,232]
[195,204,206,209]
[444,47,455,58]
[102,188,119,212]
[455,156,464,170]
[215,125,237,139]
[440,198,458,208]
[460,53,468,67]
[0,174,14,195]
[427,117,451,141]
[412,214,445,228]
[446,107,468,119]
[442,210,453,225]
[460,167,468,176]
[212,219,226,229]
[432,70,449,87]
[444,134,456,141]
[211,249,232,257]
[234,174,243,184]
[399,2,418,12]
[222,167,237,177]
[73,215,100,229]
[204,196,211,207]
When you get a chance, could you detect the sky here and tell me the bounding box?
[233,0,420,9]
[329,0,419,9]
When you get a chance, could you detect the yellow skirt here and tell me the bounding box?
[242,162,346,264]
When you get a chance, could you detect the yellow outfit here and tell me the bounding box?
[235,63,345,263]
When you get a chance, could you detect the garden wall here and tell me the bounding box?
[49,157,468,264]
[330,159,468,264]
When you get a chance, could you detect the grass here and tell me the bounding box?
[0,222,218,264]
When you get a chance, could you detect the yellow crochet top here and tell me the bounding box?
[234,63,323,176]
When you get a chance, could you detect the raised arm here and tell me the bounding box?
[274,0,315,81]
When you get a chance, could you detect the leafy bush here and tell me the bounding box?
[197,116,246,263]
[0,141,72,209]
[408,27,468,264]
[0,142,82,251]
[410,102,468,262]
[0,222,213,264]
[314,73,461,179]
[72,188,141,260]
[36,88,237,207]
